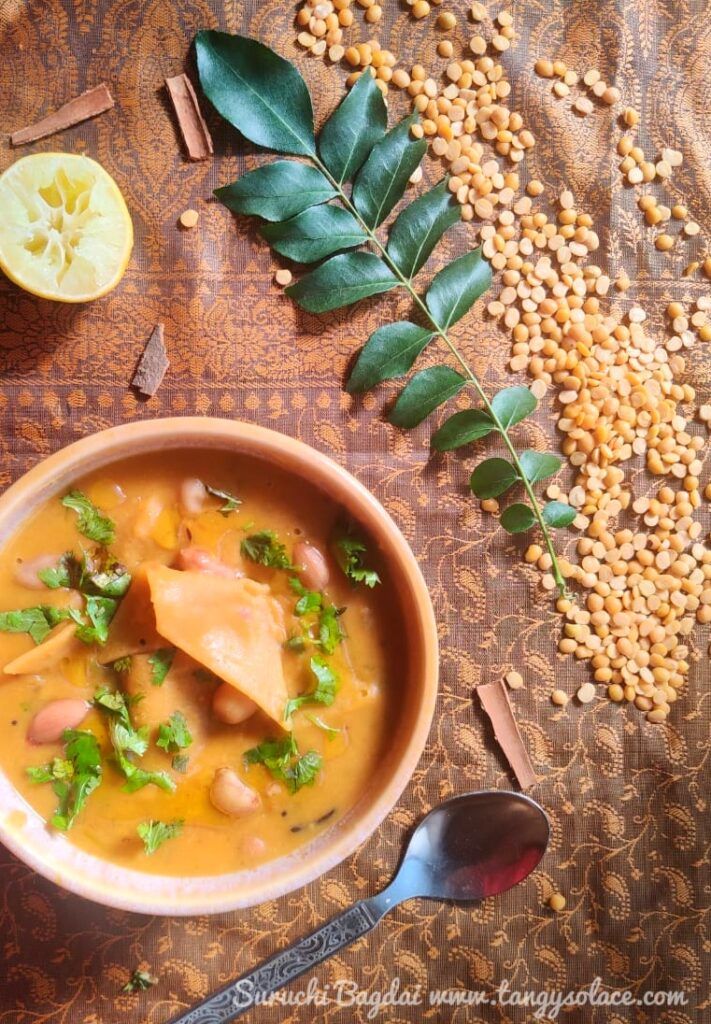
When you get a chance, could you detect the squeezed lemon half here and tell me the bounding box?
[0,153,133,302]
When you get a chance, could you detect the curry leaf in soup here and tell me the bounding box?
[156,711,193,753]
[241,530,293,569]
[61,491,115,545]
[334,536,380,588]
[137,818,184,855]
[0,605,71,645]
[149,647,176,687]
[205,484,242,515]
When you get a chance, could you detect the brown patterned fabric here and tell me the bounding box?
[0,1,708,1021]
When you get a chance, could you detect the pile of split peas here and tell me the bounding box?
[290,2,711,723]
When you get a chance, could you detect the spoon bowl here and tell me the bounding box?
[170,790,550,1023]
[385,790,550,904]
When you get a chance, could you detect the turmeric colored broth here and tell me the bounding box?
[0,451,403,875]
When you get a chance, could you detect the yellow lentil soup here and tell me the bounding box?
[0,451,403,876]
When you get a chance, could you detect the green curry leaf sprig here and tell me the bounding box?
[195,31,574,595]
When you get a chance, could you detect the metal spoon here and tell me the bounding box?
[170,790,549,1023]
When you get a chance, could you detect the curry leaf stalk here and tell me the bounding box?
[312,155,567,597]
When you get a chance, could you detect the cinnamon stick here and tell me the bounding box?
[477,680,537,790]
[11,84,114,147]
[165,74,213,161]
[131,324,169,398]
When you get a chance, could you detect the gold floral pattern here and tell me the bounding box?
[0,1,709,1021]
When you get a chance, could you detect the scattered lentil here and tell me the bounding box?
[179,208,199,229]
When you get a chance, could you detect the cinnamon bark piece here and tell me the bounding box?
[131,324,169,398]
[477,680,537,790]
[11,84,114,147]
[165,74,213,161]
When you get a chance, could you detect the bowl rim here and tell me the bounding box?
[0,417,439,915]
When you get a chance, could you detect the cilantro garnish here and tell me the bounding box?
[112,656,132,673]
[205,484,242,516]
[284,634,307,652]
[69,595,117,645]
[172,754,189,774]
[287,578,344,654]
[27,729,102,830]
[62,491,115,545]
[0,605,71,645]
[284,656,339,721]
[244,735,322,793]
[122,969,158,993]
[137,819,184,855]
[93,688,175,794]
[156,711,192,754]
[317,604,345,654]
[334,536,380,588]
[37,551,82,590]
[241,530,294,569]
[149,647,175,687]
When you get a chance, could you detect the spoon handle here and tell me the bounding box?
[168,899,381,1023]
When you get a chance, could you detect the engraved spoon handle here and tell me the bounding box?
[168,899,381,1023]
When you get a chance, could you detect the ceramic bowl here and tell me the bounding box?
[0,418,438,914]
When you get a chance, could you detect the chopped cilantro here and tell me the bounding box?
[241,530,294,570]
[244,735,322,793]
[0,605,71,645]
[112,656,132,673]
[137,819,184,855]
[318,604,345,654]
[284,656,339,721]
[205,484,242,515]
[334,536,380,588]
[37,551,82,590]
[156,711,192,754]
[122,969,158,993]
[149,647,175,687]
[305,713,341,740]
[69,595,117,645]
[171,754,189,774]
[62,491,115,545]
[93,688,175,794]
[27,729,102,831]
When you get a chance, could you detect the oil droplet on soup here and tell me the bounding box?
[0,452,404,875]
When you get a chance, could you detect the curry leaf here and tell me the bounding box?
[261,205,366,263]
[389,366,466,428]
[431,409,495,451]
[387,179,460,279]
[470,458,519,499]
[519,450,562,485]
[501,503,537,534]
[542,501,577,528]
[425,249,492,330]
[352,113,427,228]
[286,252,397,313]
[215,161,335,222]
[346,321,433,393]
[318,70,387,184]
[491,386,537,430]
[195,31,315,156]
